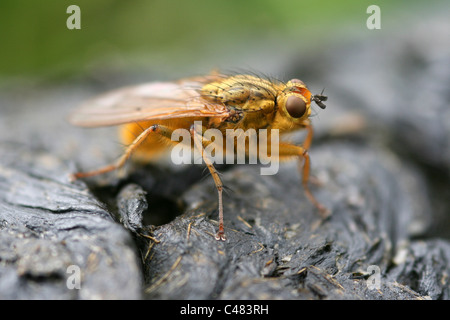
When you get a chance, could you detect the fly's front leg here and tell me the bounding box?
[300,122,321,186]
[302,121,313,151]
[70,124,174,180]
[278,142,330,218]
[190,124,226,241]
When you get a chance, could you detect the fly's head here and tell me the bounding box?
[277,79,313,123]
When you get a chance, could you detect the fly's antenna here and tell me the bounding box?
[312,88,327,109]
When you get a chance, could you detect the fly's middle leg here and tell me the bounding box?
[190,124,226,241]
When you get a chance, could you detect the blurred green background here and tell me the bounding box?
[0,0,441,83]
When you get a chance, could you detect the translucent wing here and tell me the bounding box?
[68,76,230,127]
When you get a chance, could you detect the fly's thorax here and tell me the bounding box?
[200,75,278,111]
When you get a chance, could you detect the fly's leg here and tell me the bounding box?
[70,124,174,180]
[278,142,330,218]
[302,121,313,150]
[300,122,321,186]
[190,124,226,241]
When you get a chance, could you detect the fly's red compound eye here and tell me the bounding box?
[285,96,306,118]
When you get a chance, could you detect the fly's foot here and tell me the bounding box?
[215,229,227,241]
[317,204,331,219]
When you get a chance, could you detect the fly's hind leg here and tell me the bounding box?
[190,124,226,241]
[70,124,174,180]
